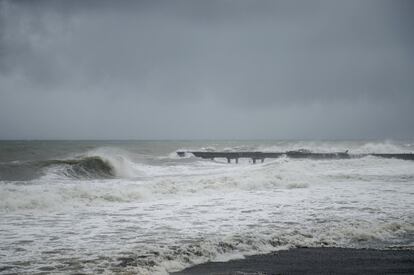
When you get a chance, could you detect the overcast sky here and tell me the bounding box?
[0,0,413,140]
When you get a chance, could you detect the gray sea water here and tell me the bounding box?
[0,140,413,274]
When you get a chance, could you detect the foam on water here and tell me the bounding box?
[1,141,414,274]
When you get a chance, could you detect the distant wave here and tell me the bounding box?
[257,140,412,154]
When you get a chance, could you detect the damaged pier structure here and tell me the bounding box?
[176,151,414,163]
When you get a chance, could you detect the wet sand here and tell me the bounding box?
[172,247,414,275]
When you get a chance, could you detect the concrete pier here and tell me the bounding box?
[177,151,414,163]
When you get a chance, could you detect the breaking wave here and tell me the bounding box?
[41,157,115,179]
[257,140,413,154]
[0,148,147,181]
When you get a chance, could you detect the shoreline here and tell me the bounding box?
[171,247,414,275]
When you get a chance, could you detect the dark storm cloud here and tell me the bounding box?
[0,0,413,139]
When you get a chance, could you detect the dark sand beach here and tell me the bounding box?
[172,247,414,275]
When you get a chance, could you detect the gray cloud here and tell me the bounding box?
[0,0,413,139]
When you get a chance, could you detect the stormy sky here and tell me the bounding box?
[0,0,413,140]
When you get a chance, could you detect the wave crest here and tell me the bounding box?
[42,156,116,179]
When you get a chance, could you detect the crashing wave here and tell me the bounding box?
[41,156,116,179]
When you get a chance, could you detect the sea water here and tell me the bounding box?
[0,140,413,274]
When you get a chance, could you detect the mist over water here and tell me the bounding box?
[0,140,413,274]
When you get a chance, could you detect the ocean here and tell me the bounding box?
[0,140,413,274]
